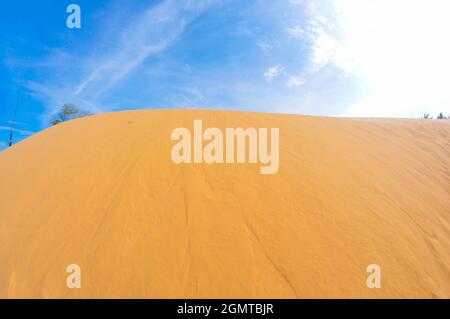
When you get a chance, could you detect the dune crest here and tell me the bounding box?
[0,110,449,298]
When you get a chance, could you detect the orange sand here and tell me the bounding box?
[0,110,449,298]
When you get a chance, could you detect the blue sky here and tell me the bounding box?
[1,0,449,149]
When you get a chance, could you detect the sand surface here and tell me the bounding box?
[0,110,449,298]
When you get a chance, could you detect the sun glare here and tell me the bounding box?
[332,0,450,117]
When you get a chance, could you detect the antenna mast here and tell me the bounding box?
[9,94,20,147]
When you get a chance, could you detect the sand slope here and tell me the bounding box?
[0,110,449,298]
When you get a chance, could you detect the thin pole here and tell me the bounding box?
[9,94,20,147]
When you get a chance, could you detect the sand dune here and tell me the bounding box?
[0,110,448,298]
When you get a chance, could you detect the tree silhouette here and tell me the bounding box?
[436,112,447,120]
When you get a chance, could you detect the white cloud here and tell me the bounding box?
[304,13,353,73]
[257,41,271,51]
[264,65,283,81]
[285,25,305,38]
[286,76,306,87]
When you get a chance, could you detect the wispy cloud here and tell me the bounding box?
[24,0,216,120]
[0,126,34,136]
[74,1,208,98]
[264,65,283,81]
[4,49,73,70]
[285,24,305,38]
[286,76,305,87]
[257,41,271,51]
